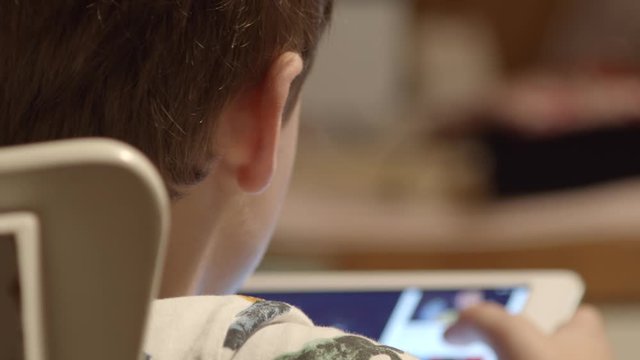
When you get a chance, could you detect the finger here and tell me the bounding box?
[445,302,548,359]
[446,302,544,343]
[554,304,610,351]
[555,305,606,338]
[553,305,614,359]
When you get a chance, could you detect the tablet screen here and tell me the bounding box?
[249,286,529,360]
[0,234,24,360]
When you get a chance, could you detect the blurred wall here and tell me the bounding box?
[302,0,411,127]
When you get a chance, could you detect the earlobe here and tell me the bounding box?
[233,52,303,194]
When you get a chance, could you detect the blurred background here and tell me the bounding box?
[259,0,640,357]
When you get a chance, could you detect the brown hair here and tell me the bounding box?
[0,0,332,197]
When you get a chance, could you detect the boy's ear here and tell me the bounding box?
[218,52,303,194]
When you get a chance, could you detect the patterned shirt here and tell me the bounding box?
[145,295,417,360]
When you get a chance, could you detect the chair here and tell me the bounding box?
[0,139,169,360]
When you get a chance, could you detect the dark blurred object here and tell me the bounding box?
[483,124,640,197]
[461,72,640,197]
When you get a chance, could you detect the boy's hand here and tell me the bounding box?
[444,302,613,360]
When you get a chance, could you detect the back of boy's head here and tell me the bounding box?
[0,0,332,197]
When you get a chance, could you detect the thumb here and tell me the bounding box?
[445,302,548,360]
[553,305,612,358]
[555,305,606,339]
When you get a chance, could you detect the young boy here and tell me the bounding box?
[0,1,612,359]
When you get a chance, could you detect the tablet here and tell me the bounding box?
[243,270,584,360]
[0,139,169,360]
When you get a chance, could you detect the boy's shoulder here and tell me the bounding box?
[145,295,415,360]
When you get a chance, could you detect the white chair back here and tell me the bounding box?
[0,139,169,360]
